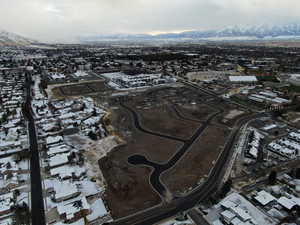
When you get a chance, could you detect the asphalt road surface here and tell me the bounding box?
[24,75,46,225]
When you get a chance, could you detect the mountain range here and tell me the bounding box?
[3,23,300,45]
[80,23,300,42]
[0,29,35,46]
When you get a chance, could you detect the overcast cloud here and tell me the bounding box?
[1,0,300,42]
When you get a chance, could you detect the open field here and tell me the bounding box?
[51,81,111,97]
[175,103,217,121]
[99,107,183,218]
[98,85,235,218]
[161,124,230,194]
[136,105,200,139]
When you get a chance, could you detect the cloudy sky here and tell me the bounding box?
[1,0,300,42]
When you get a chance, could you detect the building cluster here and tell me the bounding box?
[207,192,276,225]
[244,128,264,159]
[31,75,111,225]
[0,69,31,225]
[102,72,176,89]
[268,130,300,159]
[247,172,300,224]
[225,85,292,110]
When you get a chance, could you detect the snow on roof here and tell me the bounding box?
[54,181,79,200]
[259,91,277,98]
[73,71,88,77]
[83,116,100,126]
[231,217,242,225]
[220,192,276,225]
[289,131,300,140]
[0,140,21,149]
[249,96,264,103]
[48,145,70,156]
[49,153,69,168]
[50,73,65,80]
[254,190,276,206]
[221,210,236,221]
[57,197,90,220]
[76,180,102,197]
[229,76,257,82]
[267,208,285,220]
[87,198,108,221]
[50,165,86,179]
[262,124,277,131]
[59,112,76,120]
[0,192,14,213]
[277,196,296,210]
[230,206,251,222]
[221,200,237,209]
[0,217,13,225]
[46,136,63,145]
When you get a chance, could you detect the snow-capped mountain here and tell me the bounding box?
[0,29,35,46]
[80,23,300,42]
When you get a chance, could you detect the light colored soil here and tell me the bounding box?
[64,135,120,187]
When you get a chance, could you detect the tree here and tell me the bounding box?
[220,179,232,198]
[296,168,300,179]
[268,170,277,185]
[88,131,97,141]
[13,203,30,225]
[13,189,20,199]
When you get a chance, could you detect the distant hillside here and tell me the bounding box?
[0,29,36,46]
[79,23,300,42]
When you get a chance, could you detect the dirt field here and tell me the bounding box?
[98,86,234,218]
[175,103,217,121]
[137,105,200,139]
[161,124,230,194]
[99,107,183,218]
[52,81,111,97]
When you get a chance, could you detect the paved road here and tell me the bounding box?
[121,102,187,143]
[23,75,46,225]
[122,101,222,197]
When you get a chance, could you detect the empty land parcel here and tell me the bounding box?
[99,86,240,218]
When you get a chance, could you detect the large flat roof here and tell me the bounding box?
[229,76,257,82]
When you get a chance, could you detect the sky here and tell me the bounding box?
[1,0,300,42]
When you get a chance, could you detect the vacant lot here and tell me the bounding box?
[175,103,217,121]
[137,105,200,139]
[60,84,93,95]
[161,124,230,193]
[52,81,111,97]
[86,81,112,92]
[100,107,183,218]
[98,86,233,218]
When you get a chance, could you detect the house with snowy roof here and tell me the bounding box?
[57,197,90,223]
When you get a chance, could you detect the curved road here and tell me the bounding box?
[106,112,265,225]
[122,101,223,198]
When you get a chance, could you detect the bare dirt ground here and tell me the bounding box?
[161,124,230,194]
[99,107,183,218]
[50,81,111,97]
[175,103,217,121]
[137,105,200,139]
[98,87,234,218]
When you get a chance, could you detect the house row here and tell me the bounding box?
[31,75,111,225]
[268,131,300,159]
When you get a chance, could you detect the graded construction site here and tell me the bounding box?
[98,85,247,218]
